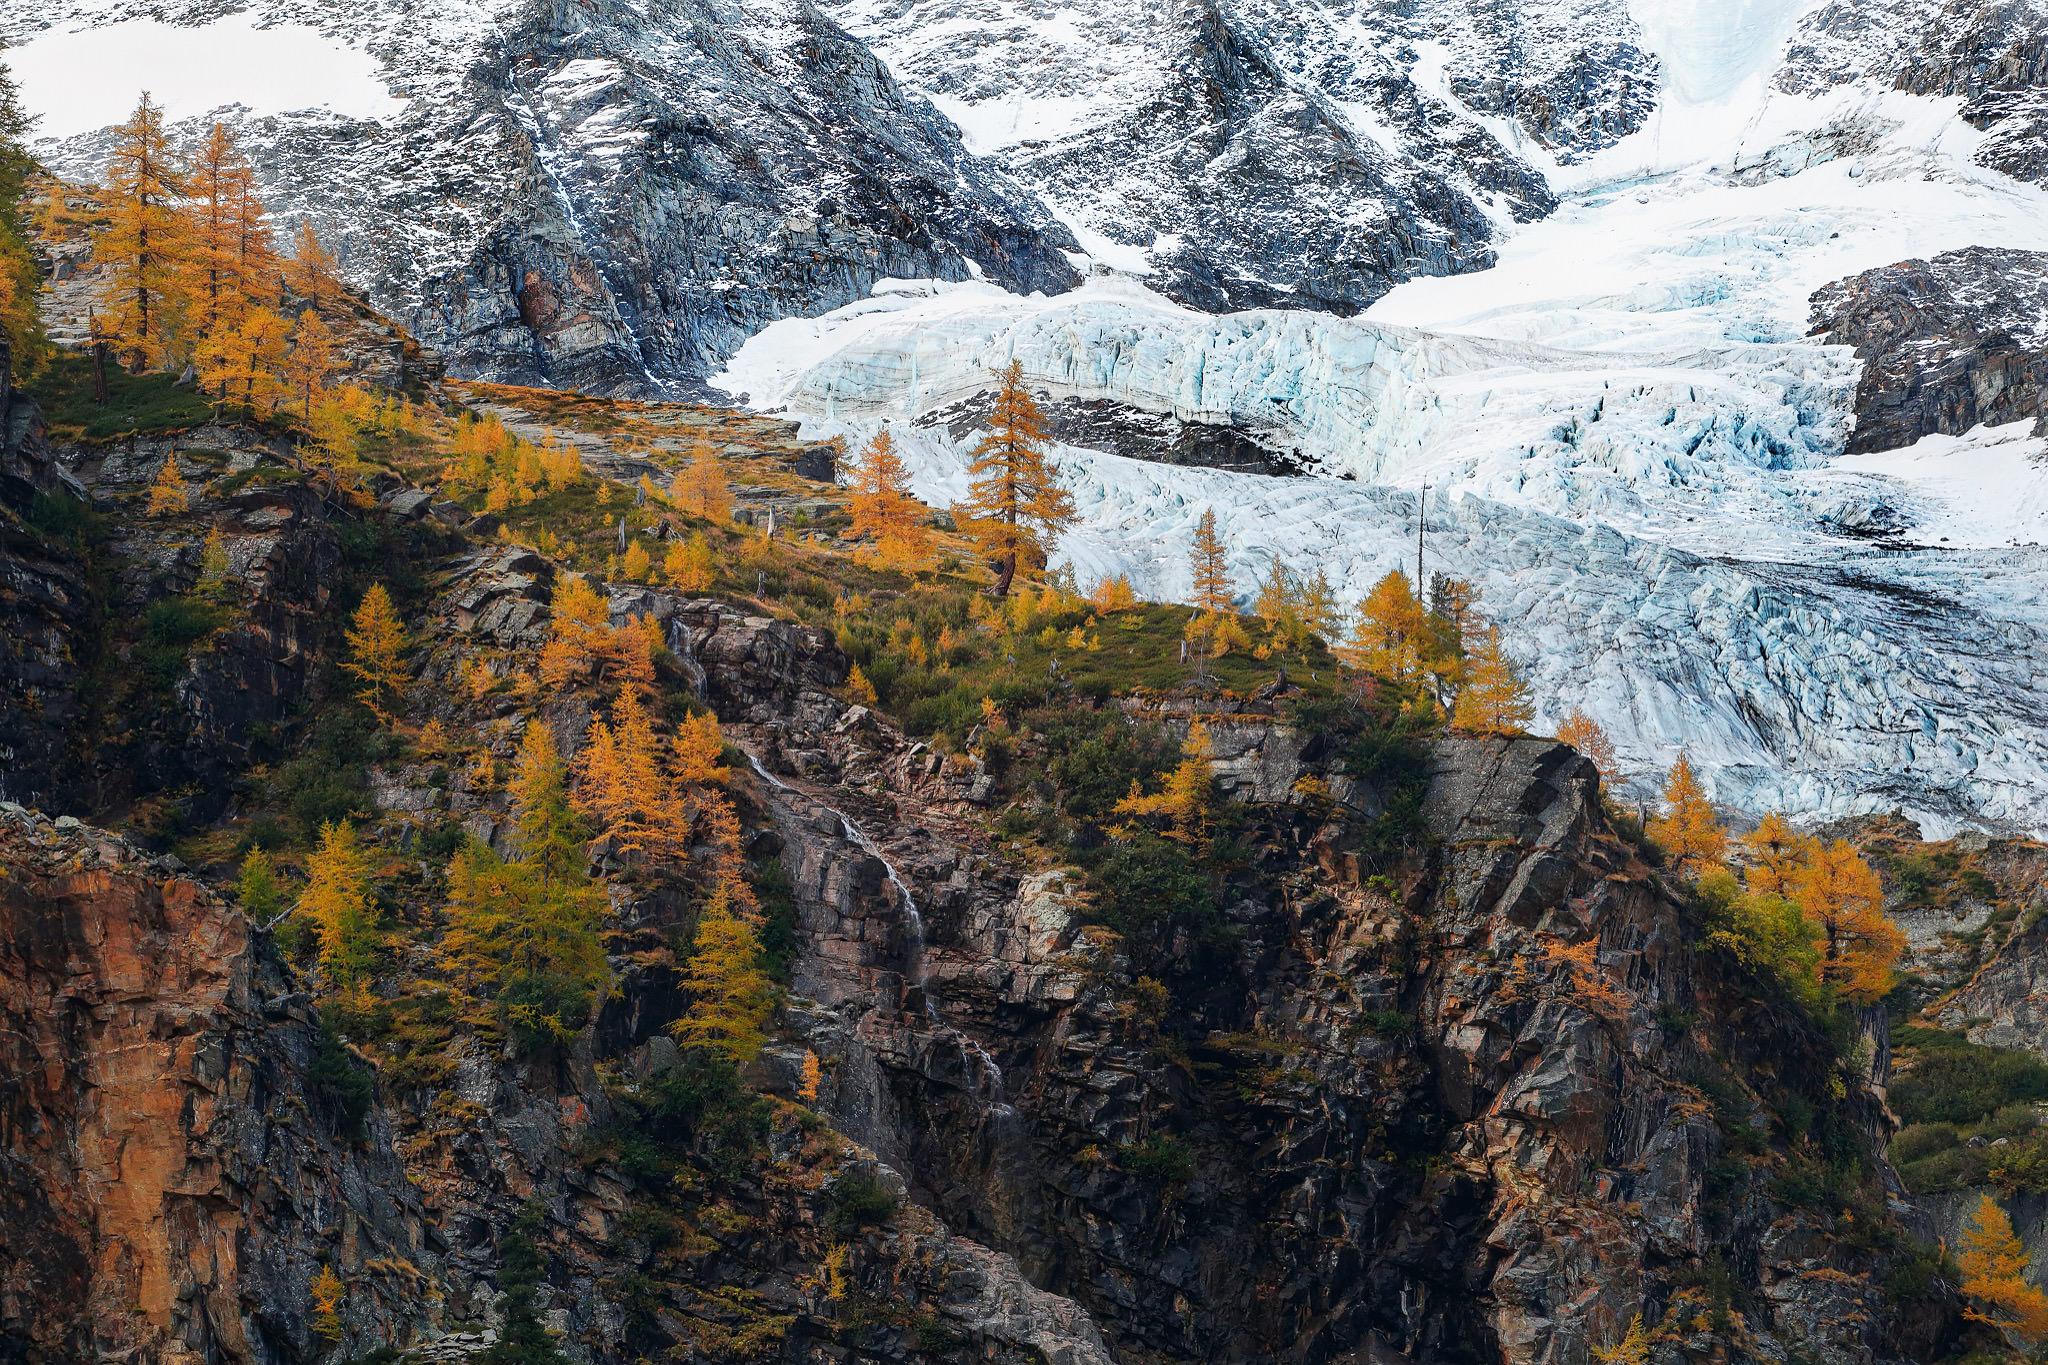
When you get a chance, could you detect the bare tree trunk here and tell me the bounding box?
[992,551,1016,598]
[92,342,110,405]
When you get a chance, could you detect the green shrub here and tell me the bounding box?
[1084,831,1213,935]
[310,1006,374,1143]
[1891,1123,1959,1165]
[1898,1143,1992,1194]
[825,1171,898,1234]
[135,599,227,688]
[1890,1026,2048,1126]
[1118,1133,1196,1185]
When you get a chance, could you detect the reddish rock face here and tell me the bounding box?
[0,811,430,1364]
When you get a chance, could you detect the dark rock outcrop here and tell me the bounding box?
[1809,245,2048,452]
[757,706,1954,1365]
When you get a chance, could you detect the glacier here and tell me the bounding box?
[714,14,2048,833]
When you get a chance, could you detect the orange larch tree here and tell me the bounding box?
[958,360,1076,596]
[96,92,188,371]
[1792,839,1905,1004]
[847,426,931,569]
[1652,753,1725,873]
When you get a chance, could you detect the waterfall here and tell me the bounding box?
[741,746,1010,1109]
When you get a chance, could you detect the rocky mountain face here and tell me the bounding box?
[1808,246,2048,452]
[6,0,1656,388]
[0,383,1977,1363]
[0,806,434,1363]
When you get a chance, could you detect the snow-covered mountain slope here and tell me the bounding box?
[712,2,2048,832]
[7,0,1085,392]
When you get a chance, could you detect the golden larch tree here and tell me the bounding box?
[1299,566,1342,647]
[96,92,187,371]
[198,305,291,416]
[1090,573,1138,614]
[284,309,341,413]
[186,122,268,342]
[1114,721,1218,846]
[671,883,773,1064]
[343,582,408,720]
[574,688,689,858]
[1652,753,1725,874]
[287,221,342,303]
[664,532,717,592]
[1740,812,1817,897]
[1792,839,1905,1004]
[0,59,45,383]
[847,426,931,569]
[1452,625,1533,735]
[145,454,187,515]
[1959,1194,2048,1349]
[539,574,615,684]
[1346,569,1429,686]
[195,523,234,601]
[673,709,730,786]
[300,820,378,993]
[1556,708,1619,779]
[674,435,733,522]
[1189,507,1232,612]
[958,360,1076,596]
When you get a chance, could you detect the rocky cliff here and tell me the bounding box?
[0,363,1989,1362]
[0,804,432,1363]
[1808,245,2048,453]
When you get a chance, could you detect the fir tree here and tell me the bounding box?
[343,583,408,720]
[479,1204,573,1365]
[958,360,1076,596]
[237,845,283,922]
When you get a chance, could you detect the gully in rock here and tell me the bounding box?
[741,745,1010,1108]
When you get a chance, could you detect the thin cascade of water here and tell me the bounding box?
[741,746,1009,1109]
